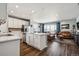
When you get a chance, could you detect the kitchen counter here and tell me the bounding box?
[0,32,20,56]
[0,33,21,43]
[26,32,47,50]
[34,33,48,35]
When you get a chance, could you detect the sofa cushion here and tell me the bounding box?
[58,31,72,39]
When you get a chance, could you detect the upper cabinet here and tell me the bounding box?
[8,17,14,28]
[8,17,29,28]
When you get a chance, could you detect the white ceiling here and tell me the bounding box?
[7,3,79,23]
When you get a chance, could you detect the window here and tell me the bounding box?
[44,23,56,32]
[50,24,56,31]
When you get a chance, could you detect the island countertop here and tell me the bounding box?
[34,33,48,35]
[0,33,21,43]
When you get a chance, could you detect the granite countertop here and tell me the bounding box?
[0,33,21,43]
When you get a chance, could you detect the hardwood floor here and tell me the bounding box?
[20,37,79,56]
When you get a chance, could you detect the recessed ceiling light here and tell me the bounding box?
[16,5,19,8]
[32,10,35,13]
[11,10,14,13]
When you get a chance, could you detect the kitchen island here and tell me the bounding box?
[26,33,48,50]
[0,33,21,56]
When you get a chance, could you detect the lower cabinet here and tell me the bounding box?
[26,33,47,50]
[0,40,20,56]
[26,33,30,44]
[29,34,34,46]
[74,34,79,46]
[34,35,40,49]
[40,35,47,49]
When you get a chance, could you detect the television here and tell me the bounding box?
[77,22,79,30]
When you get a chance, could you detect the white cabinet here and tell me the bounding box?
[14,19,18,28]
[22,21,26,25]
[0,39,20,56]
[34,34,47,50]
[29,34,34,46]
[8,17,29,28]
[8,17,14,28]
[26,33,34,46]
[17,20,22,28]
[34,34,40,49]
[26,33,47,50]
[40,35,47,49]
[26,33,30,44]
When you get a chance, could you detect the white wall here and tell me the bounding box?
[30,20,40,32]
[0,3,8,33]
[60,19,76,32]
